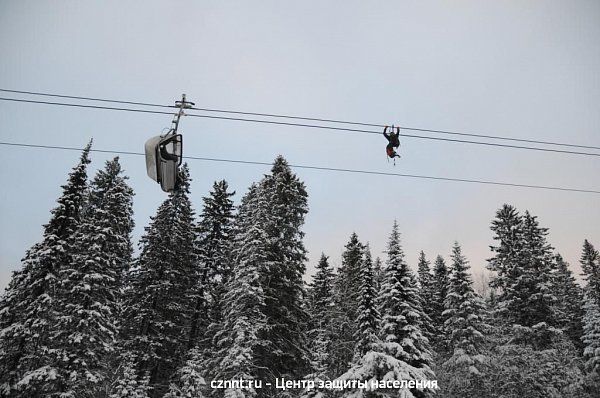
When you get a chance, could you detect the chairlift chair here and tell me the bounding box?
[145,133,182,192]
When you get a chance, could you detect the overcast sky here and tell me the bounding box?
[1,1,599,292]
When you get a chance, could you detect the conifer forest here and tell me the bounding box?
[0,145,599,398]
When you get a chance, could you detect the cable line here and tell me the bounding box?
[190,106,600,151]
[2,96,599,158]
[0,88,172,109]
[0,97,174,116]
[2,87,599,150]
[185,113,600,157]
[1,141,599,195]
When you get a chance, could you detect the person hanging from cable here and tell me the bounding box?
[383,125,401,161]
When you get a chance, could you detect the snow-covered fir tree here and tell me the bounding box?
[337,221,434,398]
[581,240,600,304]
[430,255,449,346]
[487,205,557,329]
[121,165,197,398]
[582,289,600,375]
[518,211,556,327]
[331,232,364,374]
[209,182,270,398]
[378,224,432,372]
[110,353,151,398]
[197,183,261,380]
[417,251,434,308]
[302,254,335,398]
[209,156,309,397]
[416,251,435,339]
[553,254,584,350]
[373,257,383,296]
[0,271,30,396]
[188,180,235,348]
[53,157,135,397]
[256,156,309,379]
[441,242,488,393]
[163,349,206,398]
[484,323,591,398]
[486,204,523,321]
[0,143,91,397]
[300,332,331,398]
[307,254,335,331]
[481,207,595,396]
[86,156,135,286]
[353,244,379,360]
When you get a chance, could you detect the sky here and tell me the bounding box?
[0,1,599,292]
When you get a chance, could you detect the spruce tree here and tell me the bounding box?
[482,207,591,395]
[199,183,256,365]
[0,270,28,396]
[163,349,206,398]
[487,204,523,321]
[121,165,197,397]
[308,254,335,330]
[110,354,151,398]
[379,221,432,370]
[53,157,135,397]
[442,243,488,379]
[302,254,335,398]
[337,221,434,398]
[188,180,235,348]
[209,157,310,396]
[331,232,364,374]
[430,255,450,343]
[417,251,434,305]
[518,211,556,327]
[482,327,591,398]
[209,183,270,398]
[0,143,91,397]
[581,240,600,304]
[417,251,435,339]
[487,205,557,328]
[553,254,584,350]
[198,183,260,371]
[86,157,135,286]
[354,244,379,360]
[257,156,310,378]
[373,257,383,296]
[582,289,600,375]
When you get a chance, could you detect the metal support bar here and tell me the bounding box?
[170,94,195,136]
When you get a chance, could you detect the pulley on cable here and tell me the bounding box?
[145,94,194,192]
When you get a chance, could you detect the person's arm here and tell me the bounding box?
[383,126,390,140]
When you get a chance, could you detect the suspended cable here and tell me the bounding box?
[190,106,600,151]
[0,88,172,109]
[2,96,599,158]
[1,141,599,195]
[0,97,174,115]
[185,113,600,157]
[2,87,599,150]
